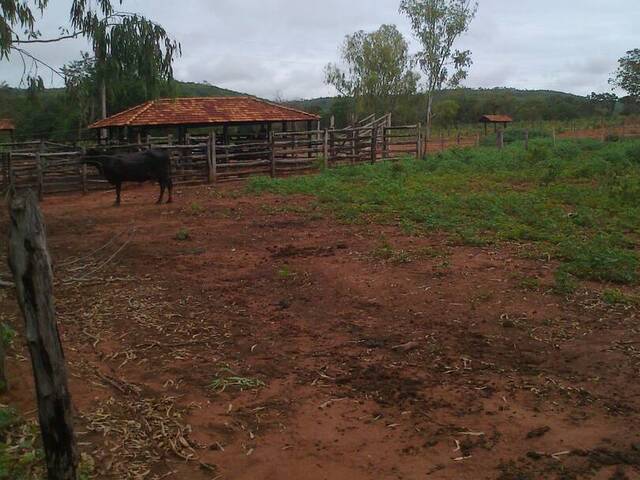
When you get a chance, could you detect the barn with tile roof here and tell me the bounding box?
[88,97,320,143]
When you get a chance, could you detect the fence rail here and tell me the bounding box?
[3,117,640,198]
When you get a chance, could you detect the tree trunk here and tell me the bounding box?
[100,79,107,142]
[7,189,78,480]
[425,91,434,141]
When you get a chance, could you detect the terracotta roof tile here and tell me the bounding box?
[480,114,513,123]
[89,97,320,129]
[0,118,15,131]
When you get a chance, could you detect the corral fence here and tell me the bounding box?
[2,116,640,199]
[0,114,422,198]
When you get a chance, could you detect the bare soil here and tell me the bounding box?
[1,183,639,480]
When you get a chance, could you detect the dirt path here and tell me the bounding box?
[1,183,639,479]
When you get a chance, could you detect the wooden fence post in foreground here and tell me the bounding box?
[497,130,504,149]
[524,130,529,150]
[8,189,78,480]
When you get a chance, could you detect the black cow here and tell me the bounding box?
[83,149,173,206]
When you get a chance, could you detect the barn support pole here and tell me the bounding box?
[8,190,79,480]
[307,120,313,159]
[223,125,229,145]
[323,129,329,169]
[269,131,276,178]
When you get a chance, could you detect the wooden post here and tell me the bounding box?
[269,131,276,178]
[80,159,87,195]
[416,123,422,159]
[497,130,504,149]
[323,129,329,169]
[8,190,78,480]
[382,127,388,160]
[350,130,356,165]
[330,115,335,130]
[440,132,444,151]
[208,131,217,183]
[329,130,335,167]
[167,134,174,146]
[524,129,529,150]
[552,128,556,146]
[35,152,44,200]
[370,127,377,164]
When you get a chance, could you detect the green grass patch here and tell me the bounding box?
[248,139,640,286]
[601,288,638,306]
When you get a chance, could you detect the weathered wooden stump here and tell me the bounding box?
[8,189,78,480]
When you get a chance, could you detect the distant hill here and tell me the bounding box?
[284,87,609,128]
[173,81,246,98]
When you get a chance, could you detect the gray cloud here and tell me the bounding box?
[2,0,638,99]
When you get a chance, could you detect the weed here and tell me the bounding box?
[553,269,578,295]
[189,202,204,215]
[175,227,190,241]
[210,367,265,393]
[0,324,15,348]
[517,276,540,291]
[277,265,295,279]
[601,289,638,306]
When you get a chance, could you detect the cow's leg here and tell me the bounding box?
[114,182,122,206]
[166,178,173,204]
[157,181,165,204]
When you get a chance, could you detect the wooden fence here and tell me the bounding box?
[0,121,418,197]
[6,116,637,199]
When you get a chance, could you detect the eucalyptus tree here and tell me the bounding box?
[325,24,419,120]
[399,0,478,138]
[1,0,180,120]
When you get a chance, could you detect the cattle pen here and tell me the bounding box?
[0,114,426,198]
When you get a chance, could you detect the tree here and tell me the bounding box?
[325,24,419,120]
[610,49,640,102]
[432,99,459,128]
[586,92,618,117]
[399,0,478,138]
[1,1,180,123]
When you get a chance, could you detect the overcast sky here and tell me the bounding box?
[2,0,638,99]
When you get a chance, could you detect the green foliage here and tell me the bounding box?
[399,0,478,130]
[601,288,638,306]
[325,24,418,118]
[277,266,296,279]
[175,228,190,241]
[610,49,640,101]
[249,139,640,287]
[0,405,44,479]
[0,324,15,348]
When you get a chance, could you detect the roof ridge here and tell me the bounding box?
[126,100,156,125]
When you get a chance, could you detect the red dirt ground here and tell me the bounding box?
[1,182,639,480]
